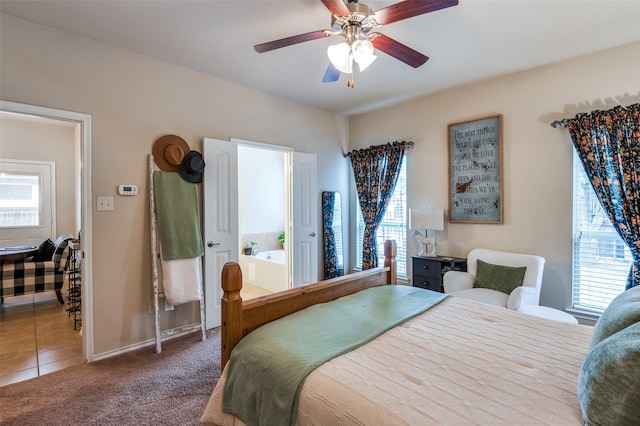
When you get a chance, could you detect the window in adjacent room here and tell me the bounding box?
[572,151,632,314]
[0,159,55,244]
[356,155,407,278]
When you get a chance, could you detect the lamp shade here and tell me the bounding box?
[409,208,444,231]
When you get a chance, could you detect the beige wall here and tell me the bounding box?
[0,14,350,356]
[0,115,78,238]
[350,41,640,309]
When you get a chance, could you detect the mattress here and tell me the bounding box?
[202,296,593,425]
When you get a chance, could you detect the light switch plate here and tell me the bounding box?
[97,196,114,211]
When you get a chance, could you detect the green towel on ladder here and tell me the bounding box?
[153,171,204,260]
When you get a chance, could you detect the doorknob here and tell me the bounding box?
[207,241,221,247]
[310,232,317,237]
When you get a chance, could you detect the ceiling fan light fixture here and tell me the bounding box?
[352,39,374,57]
[327,42,353,73]
[355,52,376,71]
[336,54,354,74]
[352,39,376,71]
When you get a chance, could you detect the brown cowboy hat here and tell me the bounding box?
[152,135,190,172]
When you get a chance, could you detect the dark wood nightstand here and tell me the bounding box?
[412,255,467,293]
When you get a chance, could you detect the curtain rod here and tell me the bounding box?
[344,141,414,158]
[550,102,638,128]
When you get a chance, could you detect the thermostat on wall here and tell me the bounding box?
[118,184,138,196]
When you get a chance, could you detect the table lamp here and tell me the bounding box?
[409,208,444,257]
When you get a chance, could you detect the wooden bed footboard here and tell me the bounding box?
[221,240,397,368]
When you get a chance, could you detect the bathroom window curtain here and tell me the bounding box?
[567,103,640,289]
[348,141,410,270]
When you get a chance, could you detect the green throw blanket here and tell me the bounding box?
[152,171,203,260]
[222,285,449,426]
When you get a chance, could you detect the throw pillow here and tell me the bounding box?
[589,285,640,350]
[578,322,640,426]
[474,259,527,295]
[32,238,55,261]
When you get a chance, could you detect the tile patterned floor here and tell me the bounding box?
[0,282,270,387]
[240,282,273,300]
[0,292,82,387]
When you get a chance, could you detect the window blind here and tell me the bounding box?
[572,152,632,313]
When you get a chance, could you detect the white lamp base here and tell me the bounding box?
[418,237,438,257]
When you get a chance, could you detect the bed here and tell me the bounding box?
[202,240,640,425]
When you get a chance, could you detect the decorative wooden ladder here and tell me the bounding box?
[148,154,206,353]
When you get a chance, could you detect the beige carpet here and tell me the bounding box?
[0,328,221,425]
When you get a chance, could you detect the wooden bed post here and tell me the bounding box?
[384,239,397,285]
[221,262,243,368]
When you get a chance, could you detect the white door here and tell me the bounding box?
[202,138,238,329]
[0,159,55,246]
[292,152,318,287]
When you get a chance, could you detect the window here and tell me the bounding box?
[572,152,632,314]
[0,172,41,227]
[356,156,407,278]
[0,160,55,244]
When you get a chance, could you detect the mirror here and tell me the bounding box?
[322,191,344,279]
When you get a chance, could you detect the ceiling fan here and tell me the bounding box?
[254,0,459,87]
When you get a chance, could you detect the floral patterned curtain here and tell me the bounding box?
[322,191,338,279]
[567,103,640,289]
[349,141,410,270]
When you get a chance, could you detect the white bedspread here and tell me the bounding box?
[202,296,593,425]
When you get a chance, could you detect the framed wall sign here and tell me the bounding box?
[448,114,503,223]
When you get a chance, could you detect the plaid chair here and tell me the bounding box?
[1,234,74,304]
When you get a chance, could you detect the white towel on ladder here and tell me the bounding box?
[161,257,202,306]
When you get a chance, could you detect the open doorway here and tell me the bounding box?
[237,144,291,297]
[0,100,93,385]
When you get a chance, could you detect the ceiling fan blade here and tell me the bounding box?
[255,30,329,53]
[370,33,428,68]
[321,0,350,16]
[374,0,458,25]
[322,63,341,83]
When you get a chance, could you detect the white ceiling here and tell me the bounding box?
[2,0,640,116]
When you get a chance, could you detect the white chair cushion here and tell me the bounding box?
[450,288,509,308]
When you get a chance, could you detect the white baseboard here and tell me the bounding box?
[91,326,204,361]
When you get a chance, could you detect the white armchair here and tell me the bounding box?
[443,248,545,310]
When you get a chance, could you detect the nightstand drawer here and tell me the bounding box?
[413,274,442,292]
[412,258,441,278]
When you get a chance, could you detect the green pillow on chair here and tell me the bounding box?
[474,259,527,294]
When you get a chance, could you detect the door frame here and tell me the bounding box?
[0,100,94,362]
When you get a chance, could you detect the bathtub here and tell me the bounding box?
[255,250,285,264]
[238,249,288,293]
